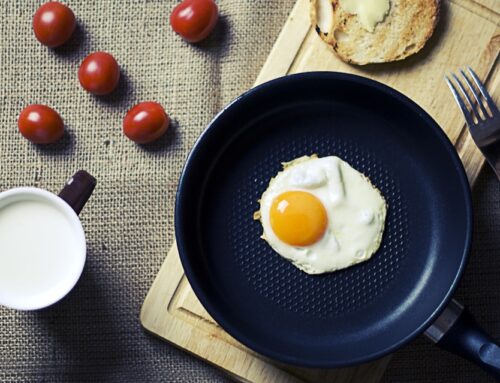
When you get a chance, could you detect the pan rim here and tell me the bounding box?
[175,71,473,368]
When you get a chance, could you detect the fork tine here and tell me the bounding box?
[445,76,474,127]
[460,69,490,119]
[451,73,481,123]
[467,67,499,115]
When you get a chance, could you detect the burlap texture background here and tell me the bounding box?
[0,1,498,382]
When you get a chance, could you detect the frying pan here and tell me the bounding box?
[176,72,500,378]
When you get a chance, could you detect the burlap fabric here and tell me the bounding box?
[0,1,498,382]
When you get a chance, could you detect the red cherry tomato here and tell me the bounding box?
[18,105,64,144]
[78,52,120,95]
[170,0,218,43]
[123,102,170,144]
[32,2,76,48]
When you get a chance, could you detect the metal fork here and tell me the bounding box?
[446,67,500,180]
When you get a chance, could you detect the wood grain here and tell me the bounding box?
[141,1,499,382]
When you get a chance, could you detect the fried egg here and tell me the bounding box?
[255,155,387,274]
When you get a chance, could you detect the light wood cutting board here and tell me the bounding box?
[141,1,500,382]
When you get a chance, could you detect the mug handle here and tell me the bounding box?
[58,170,97,215]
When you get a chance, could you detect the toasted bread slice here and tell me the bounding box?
[310,0,440,65]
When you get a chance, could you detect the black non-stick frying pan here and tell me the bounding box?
[176,72,500,378]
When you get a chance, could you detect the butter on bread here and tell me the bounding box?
[310,0,440,65]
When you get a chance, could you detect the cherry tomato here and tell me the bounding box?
[170,0,218,43]
[123,102,170,144]
[18,105,64,144]
[78,52,120,95]
[32,2,76,48]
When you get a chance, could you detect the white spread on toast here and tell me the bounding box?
[339,0,390,32]
[316,0,333,32]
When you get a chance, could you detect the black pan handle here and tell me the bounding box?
[58,170,96,215]
[425,299,500,380]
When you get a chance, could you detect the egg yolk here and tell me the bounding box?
[270,191,328,247]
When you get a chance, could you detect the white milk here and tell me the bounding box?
[0,199,81,303]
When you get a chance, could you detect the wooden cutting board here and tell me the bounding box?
[141,1,500,381]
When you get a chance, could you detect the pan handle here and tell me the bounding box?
[425,299,500,379]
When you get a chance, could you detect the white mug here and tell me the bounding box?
[0,171,96,310]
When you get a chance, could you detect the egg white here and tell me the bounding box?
[257,155,387,274]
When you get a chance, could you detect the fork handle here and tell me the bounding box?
[427,300,500,379]
[481,145,500,183]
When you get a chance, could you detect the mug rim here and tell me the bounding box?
[0,187,86,310]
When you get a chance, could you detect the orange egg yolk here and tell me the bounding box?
[270,191,328,247]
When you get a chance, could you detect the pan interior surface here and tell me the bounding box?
[176,73,472,367]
